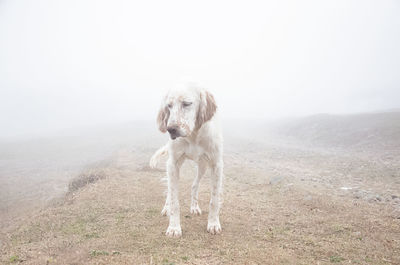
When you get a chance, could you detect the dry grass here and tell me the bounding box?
[1,147,399,265]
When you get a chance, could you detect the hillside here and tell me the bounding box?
[268,111,400,154]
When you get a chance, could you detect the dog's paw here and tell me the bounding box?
[207,221,221,235]
[190,204,202,215]
[165,226,182,237]
[161,206,170,216]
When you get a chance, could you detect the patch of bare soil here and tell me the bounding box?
[1,141,399,264]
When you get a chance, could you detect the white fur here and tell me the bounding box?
[150,84,224,237]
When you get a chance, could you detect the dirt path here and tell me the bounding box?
[1,139,399,264]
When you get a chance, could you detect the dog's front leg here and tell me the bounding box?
[165,157,182,237]
[207,160,223,235]
[190,158,207,215]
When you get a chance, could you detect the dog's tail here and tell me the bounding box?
[149,144,168,169]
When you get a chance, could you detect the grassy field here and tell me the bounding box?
[1,114,400,264]
[1,143,399,264]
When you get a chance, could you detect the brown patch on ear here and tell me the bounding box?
[196,90,217,129]
[157,106,170,133]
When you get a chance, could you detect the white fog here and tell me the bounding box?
[1,1,399,264]
[1,0,399,138]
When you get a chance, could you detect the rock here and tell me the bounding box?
[304,195,313,201]
[269,176,284,185]
[390,209,400,219]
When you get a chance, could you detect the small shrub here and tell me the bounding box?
[90,250,109,256]
[68,171,106,193]
[330,255,345,263]
[9,255,20,263]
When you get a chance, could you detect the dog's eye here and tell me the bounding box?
[182,102,192,107]
[167,103,172,108]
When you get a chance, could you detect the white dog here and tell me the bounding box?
[149,84,223,237]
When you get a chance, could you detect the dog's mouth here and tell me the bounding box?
[169,133,179,140]
[169,132,187,140]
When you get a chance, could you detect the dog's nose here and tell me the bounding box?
[167,126,178,135]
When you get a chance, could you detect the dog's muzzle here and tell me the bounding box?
[167,126,181,140]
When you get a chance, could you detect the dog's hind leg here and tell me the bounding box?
[207,160,223,235]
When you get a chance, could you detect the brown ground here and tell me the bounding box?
[1,115,400,264]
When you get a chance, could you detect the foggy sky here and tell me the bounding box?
[1,0,399,138]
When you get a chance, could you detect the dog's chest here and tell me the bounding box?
[183,143,204,161]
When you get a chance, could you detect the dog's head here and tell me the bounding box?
[157,86,217,140]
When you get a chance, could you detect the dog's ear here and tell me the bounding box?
[157,106,169,133]
[196,90,217,129]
